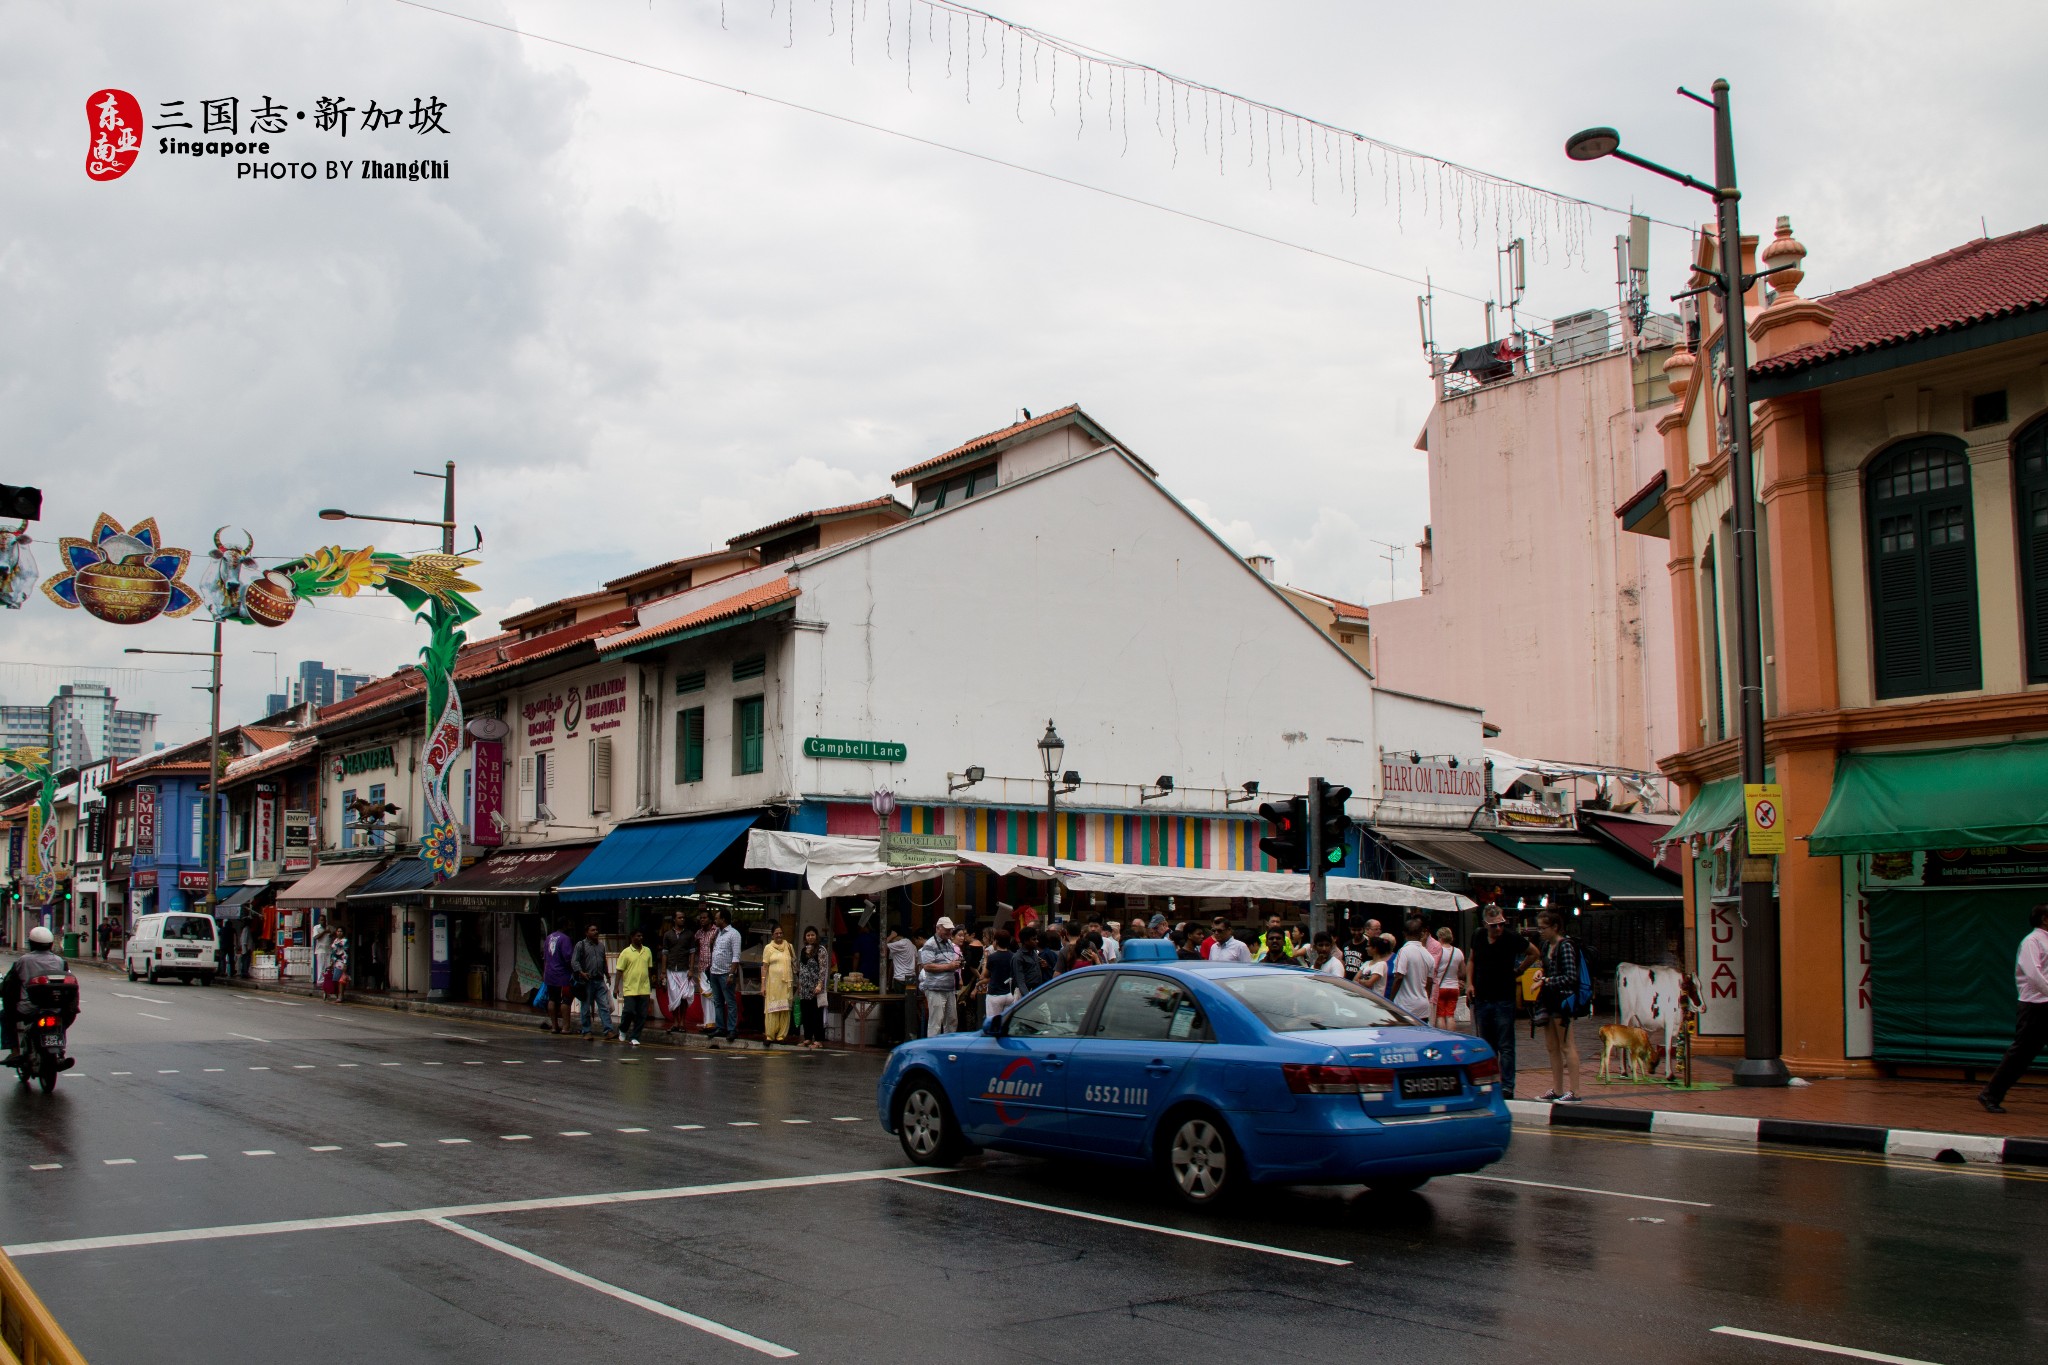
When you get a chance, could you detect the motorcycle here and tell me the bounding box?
[12,973,80,1094]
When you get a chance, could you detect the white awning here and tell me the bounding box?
[746,830,1470,912]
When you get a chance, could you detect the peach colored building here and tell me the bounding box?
[1629,219,2048,1072]
[1369,312,1682,782]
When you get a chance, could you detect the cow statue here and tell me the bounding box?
[1615,962,1700,1079]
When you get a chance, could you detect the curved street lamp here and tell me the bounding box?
[1038,721,1065,870]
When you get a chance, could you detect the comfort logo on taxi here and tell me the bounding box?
[982,1058,1043,1124]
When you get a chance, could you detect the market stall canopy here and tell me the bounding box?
[746,830,1473,912]
[557,812,760,902]
[215,882,269,914]
[1658,771,1771,846]
[1378,828,1567,882]
[1809,737,2048,855]
[428,843,598,909]
[1478,832,1681,902]
[1580,812,1681,871]
[347,858,439,902]
[276,860,383,909]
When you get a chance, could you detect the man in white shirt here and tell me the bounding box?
[916,917,964,1036]
[1098,920,1121,963]
[1979,903,2048,1114]
[707,910,743,1044]
[1386,917,1438,1020]
[1208,918,1252,964]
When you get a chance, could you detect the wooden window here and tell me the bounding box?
[2017,417,2048,683]
[590,737,613,814]
[734,695,765,775]
[675,669,706,694]
[1865,438,1981,698]
[676,707,705,784]
[732,654,766,682]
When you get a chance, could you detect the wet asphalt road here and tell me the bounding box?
[2,960,2042,1365]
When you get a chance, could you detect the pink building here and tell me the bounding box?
[1370,309,1683,785]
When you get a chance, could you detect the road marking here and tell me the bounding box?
[1451,1173,1711,1207]
[137,1012,170,1021]
[249,1066,270,1071]
[232,993,305,1008]
[228,1032,270,1044]
[433,1033,482,1043]
[781,1119,811,1125]
[831,1117,862,1123]
[292,1065,315,1070]
[1522,1123,2048,1184]
[617,1127,649,1134]
[175,1155,207,1162]
[580,1058,601,1064]
[542,1059,563,1065]
[500,1135,532,1142]
[375,1142,408,1149]
[158,1069,179,1074]
[429,1218,796,1358]
[421,1062,443,1066]
[311,1146,342,1152]
[674,1124,704,1132]
[439,1139,471,1145]
[110,1071,132,1076]
[113,992,173,1003]
[337,1063,360,1068]
[29,1164,61,1171]
[242,1151,275,1157]
[892,1179,1352,1266]
[103,1159,136,1166]
[729,1121,760,1127]
[1710,1326,1943,1364]
[204,1068,224,1073]
[4,1166,937,1258]
[560,1131,592,1138]
[462,1061,484,1066]
[501,1060,524,1065]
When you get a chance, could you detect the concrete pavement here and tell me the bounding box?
[4,959,2044,1363]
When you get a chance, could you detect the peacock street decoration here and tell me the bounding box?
[0,747,58,911]
[22,510,483,884]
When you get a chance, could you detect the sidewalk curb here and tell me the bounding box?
[1507,1098,2047,1168]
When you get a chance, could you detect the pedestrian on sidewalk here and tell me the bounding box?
[541,918,575,1035]
[1465,904,1537,1099]
[311,917,333,995]
[663,916,696,1035]
[707,909,742,1043]
[1208,917,1252,964]
[1387,918,1436,1020]
[693,908,718,1031]
[1309,931,1346,977]
[323,932,350,1003]
[760,922,795,1045]
[796,926,831,1048]
[615,928,654,1047]
[1533,910,1585,1102]
[1356,935,1391,994]
[1013,924,1048,996]
[982,927,1018,1021]
[1431,927,1466,1029]
[1979,902,2048,1114]
[573,923,616,1041]
[918,916,964,1036]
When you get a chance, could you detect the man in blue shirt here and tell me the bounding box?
[707,909,743,1043]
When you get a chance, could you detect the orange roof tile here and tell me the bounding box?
[600,577,797,654]
[725,497,907,549]
[603,546,760,593]
[891,405,1081,483]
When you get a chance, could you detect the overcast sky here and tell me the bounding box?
[6,0,2046,746]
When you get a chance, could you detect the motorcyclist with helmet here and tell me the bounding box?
[2,925,71,1066]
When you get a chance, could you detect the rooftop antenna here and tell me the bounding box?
[1618,213,1651,339]
[1415,281,1437,357]
[1497,238,1526,337]
[1370,538,1405,602]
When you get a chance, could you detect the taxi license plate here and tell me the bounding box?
[176,949,199,957]
[1398,1069,1462,1099]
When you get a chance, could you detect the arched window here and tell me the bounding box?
[2017,416,2048,683]
[1865,438,1980,698]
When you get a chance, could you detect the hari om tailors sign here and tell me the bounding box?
[1379,757,1486,806]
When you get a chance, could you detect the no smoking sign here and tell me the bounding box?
[1744,782,1787,855]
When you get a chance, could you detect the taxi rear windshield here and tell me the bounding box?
[1220,974,1414,1033]
[164,916,216,941]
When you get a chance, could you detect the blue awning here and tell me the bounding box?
[347,858,440,901]
[557,813,760,902]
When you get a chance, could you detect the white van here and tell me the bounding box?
[125,912,220,985]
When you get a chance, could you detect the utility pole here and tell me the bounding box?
[126,630,225,914]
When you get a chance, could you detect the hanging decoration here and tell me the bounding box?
[0,746,58,911]
[713,0,1600,263]
[198,527,269,626]
[0,523,36,610]
[40,515,199,624]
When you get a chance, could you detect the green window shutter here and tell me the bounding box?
[676,707,704,783]
[1866,439,1979,698]
[735,696,764,775]
[733,655,766,682]
[2018,421,2048,683]
[675,669,706,695]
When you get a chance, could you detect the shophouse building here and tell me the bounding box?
[1624,219,2048,1071]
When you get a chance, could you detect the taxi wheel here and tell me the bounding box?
[1366,1175,1430,1195]
[895,1078,965,1167]
[1161,1110,1241,1207]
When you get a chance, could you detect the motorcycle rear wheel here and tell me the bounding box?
[38,1054,57,1094]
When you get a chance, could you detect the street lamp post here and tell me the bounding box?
[1567,79,1789,1086]
[127,626,225,915]
[319,459,459,555]
[1037,721,1065,872]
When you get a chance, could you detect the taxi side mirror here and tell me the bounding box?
[982,1014,1006,1037]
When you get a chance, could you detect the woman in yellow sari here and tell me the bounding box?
[760,922,796,1044]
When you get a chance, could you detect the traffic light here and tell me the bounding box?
[1258,796,1309,872]
[1313,779,1355,873]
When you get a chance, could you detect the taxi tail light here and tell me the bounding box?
[1282,1064,1395,1096]
[1466,1058,1500,1084]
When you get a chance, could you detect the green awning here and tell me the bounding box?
[1478,832,1682,902]
[1808,737,2048,855]
[1659,766,1776,846]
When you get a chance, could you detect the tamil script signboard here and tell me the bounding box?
[805,737,907,763]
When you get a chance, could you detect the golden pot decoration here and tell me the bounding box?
[74,557,170,625]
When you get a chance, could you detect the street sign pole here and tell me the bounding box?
[1307,777,1327,940]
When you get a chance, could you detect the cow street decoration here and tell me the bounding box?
[0,523,37,610]
[0,746,58,910]
[40,515,200,624]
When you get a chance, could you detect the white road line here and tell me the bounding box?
[729,1121,760,1127]
[462,1061,484,1066]
[113,993,173,1004]
[560,1131,592,1138]
[4,1166,936,1258]
[781,1119,811,1125]
[1711,1326,1944,1364]
[311,1146,342,1153]
[432,1033,482,1042]
[232,993,305,1007]
[29,1164,61,1171]
[439,1139,471,1146]
[158,1069,179,1074]
[674,1124,704,1132]
[204,1068,224,1073]
[137,1012,170,1021]
[374,1142,408,1149]
[380,1062,404,1067]
[831,1117,861,1123]
[617,1127,649,1134]
[243,1150,275,1157]
[429,1218,796,1358]
[421,1061,443,1066]
[292,1065,316,1070]
[337,1063,361,1068]
[542,1060,563,1065]
[228,1032,270,1044]
[103,1159,136,1166]
[1451,1173,1712,1208]
[579,1059,602,1064]
[501,1060,524,1065]
[175,1155,207,1162]
[500,1135,532,1142]
[110,1071,132,1076]
[892,1179,1351,1266]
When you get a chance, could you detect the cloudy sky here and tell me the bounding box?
[5,0,2045,745]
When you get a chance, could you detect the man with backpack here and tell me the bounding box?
[1533,910,1587,1102]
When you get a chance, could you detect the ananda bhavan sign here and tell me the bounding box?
[86,87,451,184]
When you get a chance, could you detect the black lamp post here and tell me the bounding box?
[1037,721,1064,871]
[1567,79,1788,1086]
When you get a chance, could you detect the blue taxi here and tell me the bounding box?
[877,960,1511,1206]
